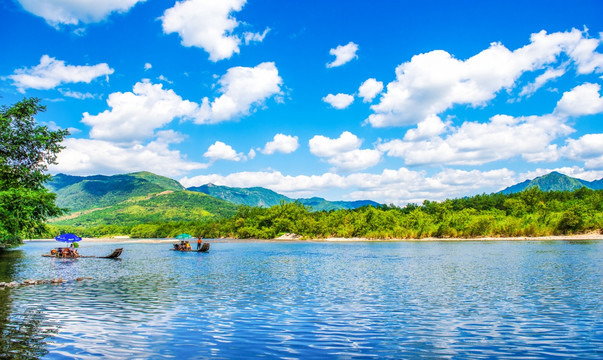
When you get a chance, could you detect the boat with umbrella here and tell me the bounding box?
[42,233,123,259]
[171,234,210,253]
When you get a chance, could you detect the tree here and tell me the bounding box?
[0,98,69,246]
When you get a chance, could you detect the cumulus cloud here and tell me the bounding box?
[204,141,244,162]
[358,78,383,103]
[16,0,145,27]
[367,28,603,127]
[379,114,572,166]
[261,134,299,155]
[144,63,152,70]
[326,42,359,68]
[161,0,268,62]
[403,114,449,141]
[195,62,283,124]
[322,93,354,109]
[179,167,517,205]
[562,133,603,169]
[51,135,208,177]
[555,83,603,117]
[309,131,381,171]
[519,166,603,183]
[9,55,113,93]
[82,80,198,143]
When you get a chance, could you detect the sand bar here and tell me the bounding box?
[24,232,603,243]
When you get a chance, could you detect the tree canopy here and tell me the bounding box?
[0,98,69,246]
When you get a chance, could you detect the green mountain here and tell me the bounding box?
[187,184,380,211]
[499,171,602,194]
[50,190,237,227]
[46,172,237,227]
[188,184,289,207]
[45,171,380,229]
[297,197,381,211]
[48,171,185,212]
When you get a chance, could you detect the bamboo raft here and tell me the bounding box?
[42,248,123,259]
[171,243,210,253]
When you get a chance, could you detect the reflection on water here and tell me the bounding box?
[0,249,58,359]
[0,240,602,359]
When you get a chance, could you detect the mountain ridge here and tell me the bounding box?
[499,171,603,194]
[186,183,381,211]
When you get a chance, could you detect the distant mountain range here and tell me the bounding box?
[189,183,380,211]
[46,170,603,227]
[46,172,380,226]
[499,171,603,194]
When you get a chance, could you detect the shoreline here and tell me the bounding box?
[25,232,603,243]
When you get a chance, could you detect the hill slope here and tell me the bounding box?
[50,190,237,227]
[187,184,380,211]
[48,172,185,212]
[188,184,289,207]
[499,171,603,194]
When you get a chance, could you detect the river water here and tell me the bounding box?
[0,240,602,359]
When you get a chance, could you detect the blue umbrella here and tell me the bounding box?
[55,233,82,243]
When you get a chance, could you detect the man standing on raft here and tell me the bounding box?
[197,237,202,250]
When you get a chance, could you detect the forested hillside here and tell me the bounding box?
[45,187,603,239]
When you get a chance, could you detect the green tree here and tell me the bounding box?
[0,98,69,246]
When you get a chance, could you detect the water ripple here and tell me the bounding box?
[1,240,602,359]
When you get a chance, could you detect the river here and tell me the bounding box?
[1,240,602,359]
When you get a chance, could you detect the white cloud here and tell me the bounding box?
[195,62,283,123]
[51,136,207,177]
[322,93,354,109]
[367,29,603,127]
[309,131,362,157]
[519,166,603,183]
[379,114,572,166]
[326,42,359,68]
[161,0,266,62]
[555,83,603,117]
[309,131,381,171]
[562,133,603,169]
[157,75,173,84]
[204,141,244,162]
[16,0,145,27]
[248,148,256,160]
[144,63,152,70]
[58,88,96,100]
[9,55,114,92]
[519,67,566,97]
[403,114,449,141]
[179,167,518,205]
[358,78,383,103]
[261,134,299,155]
[244,28,270,45]
[323,149,382,172]
[82,80,198,143]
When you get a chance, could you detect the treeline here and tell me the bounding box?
[44,187,603,239]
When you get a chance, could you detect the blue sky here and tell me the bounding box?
[1,0,603,205]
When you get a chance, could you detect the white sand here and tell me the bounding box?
[25,232,603,243]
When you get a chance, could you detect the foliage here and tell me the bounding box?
[0,98,68,246]
[49,190,238,227]
[47,172,185,212]
[187,183,379,211]
[37,188,603,240]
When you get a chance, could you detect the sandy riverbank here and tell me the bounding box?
[25,232,603,243]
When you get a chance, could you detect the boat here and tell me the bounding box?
[171,243,210,253]
[42,248,123,259]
